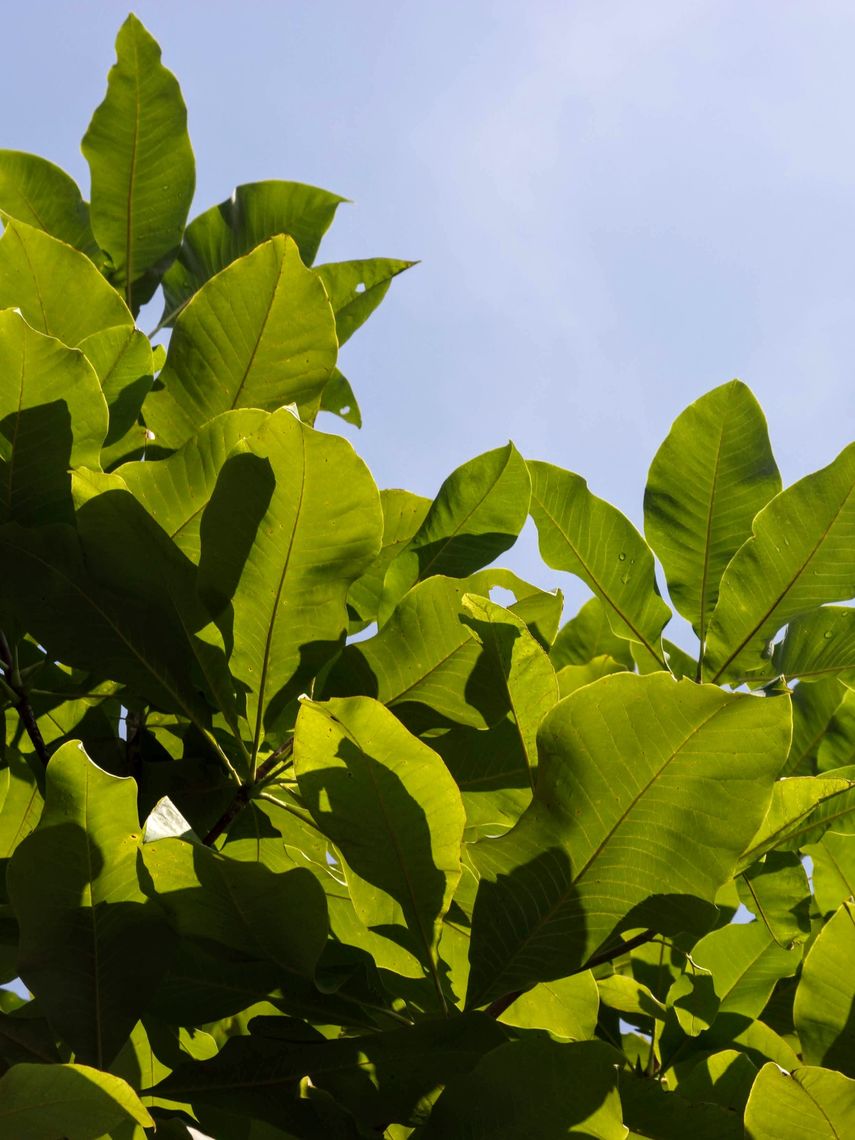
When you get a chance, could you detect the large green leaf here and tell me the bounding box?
[81,14,194,309]
[347,487,431,625]
[772,608,855,686]
[703,442,855,683]
[315,257,414,345]
[118,408,269,562]
[78,325,154,450]
[294,696,465,997]
[0,150,98,257]
[793,900,855,1074]
[6,742,174,1066]
[644,381,780,644]
[498,971,599,1039]
[153,1014,507,1133]
[466,674,790,1007]
[143,236,338,447]
[744,1063,855,1139]
[0,310,108,525]
[550,596,636,670]
[736,776,855,869]
[195,408,382,752]
[140,837,328,977]
[784,677,845,776]
[0,220,132,347]
[737,850,811,947]
[0,749,43,859]
[690,920,801,1018]
[0,1062,153,1139]
[160,180,346,324]
[421,1039,626,1139]
[805,830,855,915]
[528,460,670,662]
[381,443,530,615]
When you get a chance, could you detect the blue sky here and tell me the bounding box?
[3,1,855,620]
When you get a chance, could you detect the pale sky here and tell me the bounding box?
[4,1,855,619]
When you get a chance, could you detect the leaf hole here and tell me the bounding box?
[355,282,366,293]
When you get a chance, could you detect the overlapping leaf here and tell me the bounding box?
[0,149,98,256]
[745,1064,855,1139]
[467,674,791,1006]
[794,901,855,1074]
[0,1062,153,1139]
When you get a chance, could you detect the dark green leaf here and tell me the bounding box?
[793,900,855,1075]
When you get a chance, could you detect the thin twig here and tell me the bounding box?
[201,739,295,846]
[0,631,50,768]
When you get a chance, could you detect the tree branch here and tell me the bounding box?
[0,631,50,768]
[202,738,294,846]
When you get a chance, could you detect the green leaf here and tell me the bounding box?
[117,408,269,563]
[690,920,801,1018]
[737,776,855,869]
[550,596,636,670]
[785,677,845,776]
[143,236,338,447]
[737,850,811,947]
[420,1039,626,1139]
[704,442,855,683]
[528,460,670,663]
[81,13,195,310]
[466,674,790,1007]
[793,900,855,1075]
[153,1014,507,1132]
[382,443,530,615]
[194,408,382,751]
[78,326,154,449]
[744,1063,855,1139]
[465,567,564,650]
[347,488,431,625]
[294,696,465,995]
[0,1062,153,1139]
[556,655,627,697]
[319,367,362,428]
[0,310,108,525]
[597,974,668,1022]
[499,971,599,1039]
[0,220,132,345]
[805,831,855,915]
[818,688,855,771]
[141,837,328,977]
[315,257,414,345]
[0,750,43,859]
[772,608,855,685]
[161,180,346,324]
[675,1048,757,1113]
[619,1069,742,1140]
[0,150,98,257]
[644,380,780,643]
[6,741,175,1066]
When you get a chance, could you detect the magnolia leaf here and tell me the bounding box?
[619,1070,741,1140]
[294,696,465,989]
[347,487,431,625]
[0,149,98,256]
[82,14,194,309]
[78,325,154,448]
[704,441,855,683]
[737,850,811,947]
[644,380,780,642]
[315,257,415,345]
[785,677,846,776]
[6,742,175,1066]
[690,920,802,1018]
[528,460,670,662]
[420,1039,626,1139]
[805,831,855,915]
[382,442,530,616]
[0,219,132,345]
[0,310,108,525]
[319,367,362,427]
[744,1063,855,1139]
[161,179,346,324]
[0,750,43,859]
[794,900,855,1074]
[737,776,855,869]
[499,971,600,1039]
[550,596,636,670]
[0,1062,153,1139]
[772,607,855,686]
[466,674,790,1007]
[144,235,337,447]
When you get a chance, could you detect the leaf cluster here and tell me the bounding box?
[1,14,855,1139]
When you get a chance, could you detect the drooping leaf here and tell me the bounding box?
[744,1063,855,1139]
[528,460,670,662]
[140,837,328,978]
[737,850,811,947]
[420,1038,626,1139]
[81,13,195,310]
[0,1062,153,1139]
[381,443,530,615]
[0,219,132,345]
[0,149,98,256]
[644,380,780,643]
[194,408,382,749]
[793,900,855,1075]
[704,442,855,683]
[550,595,636,670]
[6,741,175,1066]
[347,488,431,625]
[315,257,414,345]
[294,696,465,991]
[143,236,338,447]
[689,920,802,1018]
[153,1014,508,1133]
[0,311,108,525]
[160,179,346,324]
[78,325,154,449]
[466,674,791,1007]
